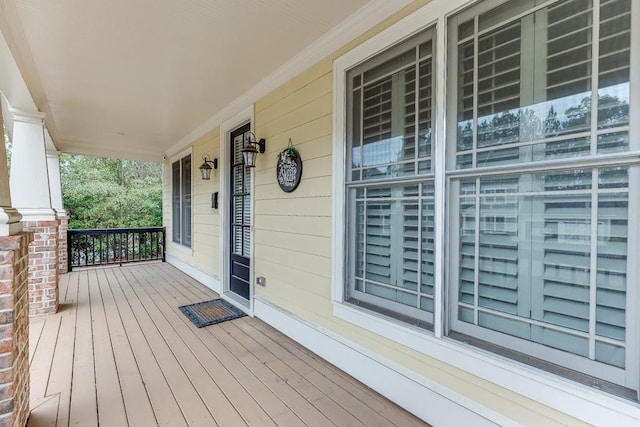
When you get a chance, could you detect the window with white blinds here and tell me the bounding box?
[172,154,192,248]
[345,28,435,325]
[448,0,635,387]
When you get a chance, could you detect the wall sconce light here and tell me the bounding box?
[199,154,218,180]
[241,132,266,168]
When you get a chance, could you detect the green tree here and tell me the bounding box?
[60,154,163,229]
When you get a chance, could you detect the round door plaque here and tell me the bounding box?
[276,145,302,193]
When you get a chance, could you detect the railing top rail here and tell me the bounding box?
[68,227,165,235]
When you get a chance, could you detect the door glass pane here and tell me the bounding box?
[243,227,251,258]
[233,226,242,254]
[233,134,244,164]
[233,196,242,224]
[243,195,251,225]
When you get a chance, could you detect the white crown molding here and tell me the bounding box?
[9,107,44,124]
[165,0,413,157]
[16,207,56,222]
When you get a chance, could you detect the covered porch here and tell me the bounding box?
[28,262,425,427]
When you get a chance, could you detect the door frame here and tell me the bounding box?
[219,105,255,315]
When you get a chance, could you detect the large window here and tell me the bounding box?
[340,0,638,395]
[447,0,635,388]
[172,154,192,247]
[345,29,435,325]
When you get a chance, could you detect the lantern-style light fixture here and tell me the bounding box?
[241,132,266,168]
[199,154,218,180]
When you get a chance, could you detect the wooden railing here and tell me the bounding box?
[67,227,165,271]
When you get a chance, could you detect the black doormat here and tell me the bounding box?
[179,299,246,328]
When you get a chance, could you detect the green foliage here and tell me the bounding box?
[60,154,163,229]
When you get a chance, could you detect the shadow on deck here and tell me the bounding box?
[28,263,427,426]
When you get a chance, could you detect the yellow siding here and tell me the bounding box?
[250,1,586,426]
[163,128,221,278]
[162,0,589,424]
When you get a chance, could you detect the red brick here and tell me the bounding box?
[0,355,11,371]
[0,370,12,386]
[0,398,14,416]
[0,299,12,312]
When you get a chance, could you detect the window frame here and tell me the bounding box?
[171,149,193,249]
[332,0,640,421]
[344,27,437,326]
[445,0,639,390]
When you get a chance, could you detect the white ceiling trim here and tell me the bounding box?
[165,0,413,157]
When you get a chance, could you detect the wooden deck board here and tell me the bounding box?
[229,321,367,427]
[28,263,428,427]
[138,265,278,427]
[144,266,316,425]
[140,265,303,426]
[43,270,79,427]
[89,269,128,427]
[106,267,188,427]
[28,316,59,404]
[69,270,98,427]
[116,267,219,426]
[97,268,157,427]
[119,266,246,426]
[249,319,428,426]
[28,317,46,366]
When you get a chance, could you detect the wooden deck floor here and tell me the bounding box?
[27,263,427,427]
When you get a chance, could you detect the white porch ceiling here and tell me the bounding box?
[0,0,375,161]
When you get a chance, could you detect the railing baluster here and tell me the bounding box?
[67,227,166,270]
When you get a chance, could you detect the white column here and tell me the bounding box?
[0,102,21,235]
[8,109,56,222]
[46,150,66,218]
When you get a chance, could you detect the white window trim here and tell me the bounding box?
[170,147,193,252]
[331,0,640,423]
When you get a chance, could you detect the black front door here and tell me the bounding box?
[229,124,251,300]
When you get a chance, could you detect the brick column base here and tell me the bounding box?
[57,215,68,275]
[0,232,32,427]
[23,221,58,317]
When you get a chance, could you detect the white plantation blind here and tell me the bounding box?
[352,185,435,323]
[172,160,181,243]
[172,155,192,247]
[181,155,192,248]
[448,0,633,385]
[346,27,436,324]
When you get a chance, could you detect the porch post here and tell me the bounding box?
[46,148,68,274]
[8,109,59,317]
[0,103,31,427]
